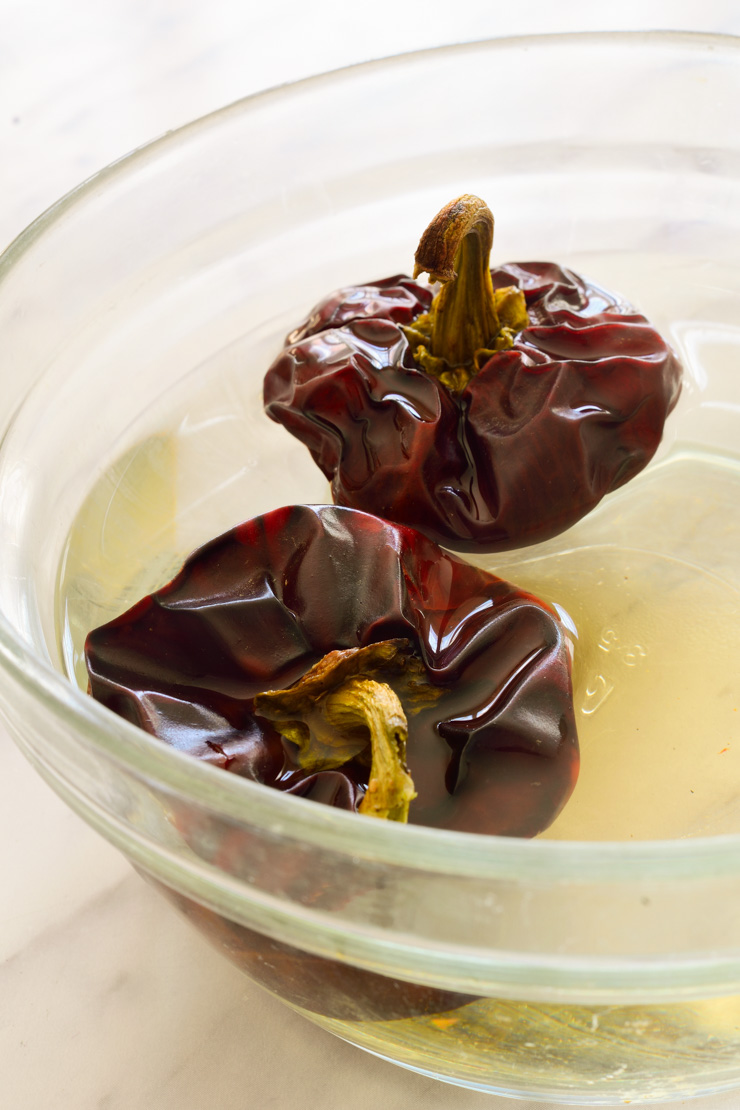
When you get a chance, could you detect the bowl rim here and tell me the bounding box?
[2,26,739,271]
[2,28,740,884]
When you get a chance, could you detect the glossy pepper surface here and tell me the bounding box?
[264,196,683,552]
[85,504,578,838]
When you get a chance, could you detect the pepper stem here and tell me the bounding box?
[254,640,419,822]
[325,677,415,822]
[413,194,498,368]
[405,194,529,392]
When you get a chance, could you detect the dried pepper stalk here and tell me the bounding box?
[264,195,682,552]
[85,504,578,838]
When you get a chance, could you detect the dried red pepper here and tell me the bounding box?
[85,504,578,838]
[264,195,682,552]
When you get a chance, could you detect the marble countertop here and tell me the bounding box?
[3,3,740,1107]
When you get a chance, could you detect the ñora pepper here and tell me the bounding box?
[264,195,682,552]
[85,504,578,838]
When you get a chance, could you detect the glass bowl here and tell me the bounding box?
[2,31,740,1104]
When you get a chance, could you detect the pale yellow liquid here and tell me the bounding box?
[54,255,740,1099]
[296,452,740,1102]
[57,434,740,1099]
[303,993,740,1103]
[58,433,740,843]
[483,450,740,842]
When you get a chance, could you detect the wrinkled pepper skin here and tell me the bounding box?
[85,504,578,838]
[264,263,682,552]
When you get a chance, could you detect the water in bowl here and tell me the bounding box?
[56,247,740,843]
[53,248,740,1101]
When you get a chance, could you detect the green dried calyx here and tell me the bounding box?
[404,194,529,393]
[254,639,437,823]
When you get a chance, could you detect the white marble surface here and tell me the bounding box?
[3,3,740,1108]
